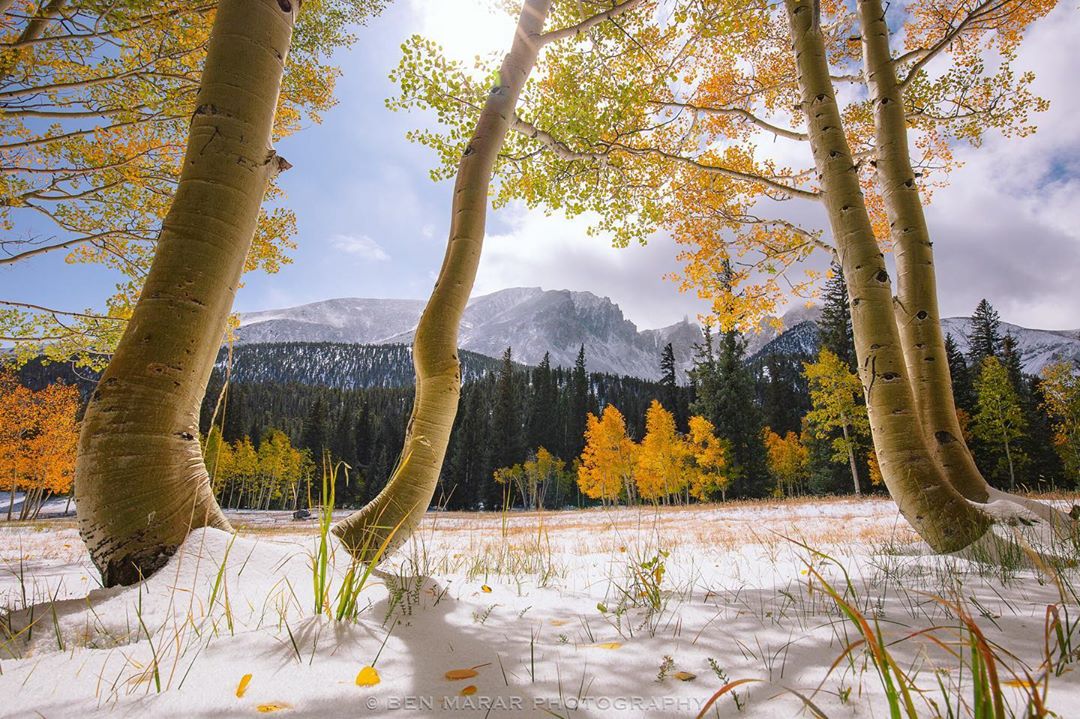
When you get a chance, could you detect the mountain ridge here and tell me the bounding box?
[237,287,1079,380]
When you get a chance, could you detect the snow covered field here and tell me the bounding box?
[1,497,1078,717]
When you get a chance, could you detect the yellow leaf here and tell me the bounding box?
[481,585,492,593]
[460,685,478,696]
[673,671,697,681]
[355,666,380,686]
[445,668,479,681]
[256,703,290,713]
[1003,678,1035,689]
[591,642,622,650]
[236,673,253,698]
[549,618,569,627]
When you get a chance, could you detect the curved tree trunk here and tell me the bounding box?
[75,0,296,587]
[856,0,1074,529]
[855,0,990,503]
[785,0,990,552]
[332,0,556,560]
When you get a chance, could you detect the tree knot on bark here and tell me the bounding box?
[934,431,957,445]
[176,431,195,441]
[270,152,292,175]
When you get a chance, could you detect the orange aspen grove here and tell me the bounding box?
[686,415,730,501]
[635,400,688,504]
[577,405,636,506]
[0,367,78,520]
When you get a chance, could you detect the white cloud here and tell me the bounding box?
[329,234,391,262]
[475,204,712,330]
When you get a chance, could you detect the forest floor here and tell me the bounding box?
[1,496,1079,718]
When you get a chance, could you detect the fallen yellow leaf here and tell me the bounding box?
[445,668,479,681]
[673,671,697,681]
[481,585,492,593]
[1003,678,1035,689]
[236,673,253,698]
[256,702,290,713]
[460,685,478,696]
[591,642,622,650]
[356,666,380,687]
[549,619,569,627]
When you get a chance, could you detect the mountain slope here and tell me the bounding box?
[236,288,1078,381]
[215,343,505,390]
[747,314,1079,375]
[238,288,703,381]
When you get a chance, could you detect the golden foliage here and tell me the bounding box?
[0,366,79,517]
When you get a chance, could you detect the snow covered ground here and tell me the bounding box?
[2,497,1078,717]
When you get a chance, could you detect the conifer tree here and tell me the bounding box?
[944,333,975,412]
[689,326,719,425]
[658,343,685,429]
[818,261,855,370]
[302,396,328,456]
[1001,333,1025,391]
[968,299,1002,367]
[693,327,767,496]
[567,345,590,458]
[492,347,524,472]
[528,353,559,452]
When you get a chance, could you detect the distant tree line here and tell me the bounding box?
[192,280,1076,512]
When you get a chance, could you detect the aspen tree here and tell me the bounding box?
[783,0,991,550]
[75,0,297,586]
[333,0,645,560]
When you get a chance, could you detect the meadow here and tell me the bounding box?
[2,496,1078,717]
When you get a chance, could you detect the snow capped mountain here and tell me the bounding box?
[746,308,1079,375]
[238,298,426,345]
[236,288,1078,382]
[939,318,1080,374]
[237,288,705,381]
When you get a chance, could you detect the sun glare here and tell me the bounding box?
[409,0,518,63]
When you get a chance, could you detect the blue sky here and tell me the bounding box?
[4,1,1079,331]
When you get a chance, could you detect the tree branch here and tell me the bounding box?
[538,0,645,46]
[654,100,809,141]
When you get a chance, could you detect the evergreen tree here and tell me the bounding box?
[527,352,559,452]
[301,396,327,456]
[491,347,523,480]
[658,342,686,430]
[818,260,855,369]
[689,326,719,423]
[692,326,768,497]
[944,333,974,412]
[567,345,589,458]
[968,299,1002,366]
[754,352,811,436]
[1001,333,1025,390]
